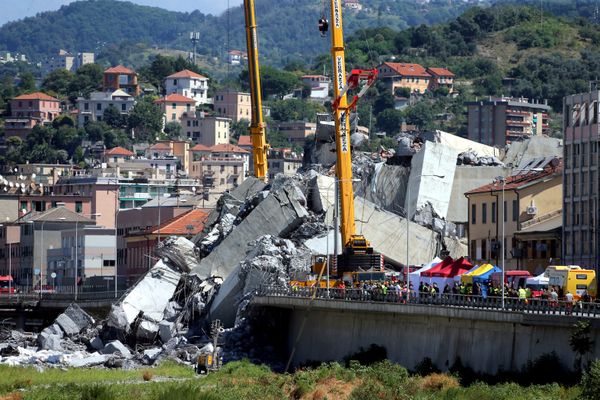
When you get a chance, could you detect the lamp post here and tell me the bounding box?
[0,224,10,295]
[405,173,445,301]
[494,176,506,309]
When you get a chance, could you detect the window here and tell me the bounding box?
[481,239,487,260]
[512,200,518,221]
[173,79,177,85]
[492,202,496,223]
[482,203,487,224]
[121,103,126,111]
[503,201,507,222]
[103,260,116,267]
[75,201,82,213]
[172,113,176,121]
[20,201,27,212]
[471,204,476,224]
[186,104,191,112]
[96,103,102,111]
[84,103,89,111]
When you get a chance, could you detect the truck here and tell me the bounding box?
[0,275,15,294]
[546,266,596,300]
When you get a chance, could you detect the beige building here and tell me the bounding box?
[465,159,563,273]
[214,89,251,122]
[276,121,317,143]
[181,113,230,147]
[189,144,249,193]
[377,62,431,95]
[155,93,195,124]
[267,148,303,180]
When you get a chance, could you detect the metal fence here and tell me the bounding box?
[0,290,128,306]
[257,285,600,318]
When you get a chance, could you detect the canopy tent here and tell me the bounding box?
[420,257,473,294]
[454,264,480,283]
[420,257,455,277]
[526,272,549,287]
[409,257,442,285]
[461,263,495,284]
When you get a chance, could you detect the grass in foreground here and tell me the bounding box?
[0,359,584,400]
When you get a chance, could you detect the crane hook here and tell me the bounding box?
[318,17,329,36]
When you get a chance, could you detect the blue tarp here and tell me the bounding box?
[472,266,502,297]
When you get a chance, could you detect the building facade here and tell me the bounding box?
[5,93,61,139]
[102,65,140,96]
[155,93,195,125]
[563,90,600,267]
[267,148,303,180]
[377,62,432,94]
[276,121,317,143]
[465,160,563,273]
[301,75,331,99]
[165,69,209,105]
[181,113,230,146]
[466,97,551,146]
[214,89,251,122]
[76,90,135,127]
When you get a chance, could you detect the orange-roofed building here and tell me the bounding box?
[124,208,209,279]
[104,146,134,163]
[145,140,191,174]
[5,92,61,139]
[464,158,563,272]
[189,143,250,193]
[377,62,431,94]
[155,93,196,125]
[426,67,455,93]
[165,69,209,105]
[103,65,140,96]
[237,135,253,153]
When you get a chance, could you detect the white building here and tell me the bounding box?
[301,75,331,99]
[164,69,209,105]
[227,50,247,66]
[76,89,135,127]
[181,112,231,147]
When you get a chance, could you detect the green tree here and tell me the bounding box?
[404,102,435,129]
[18,72,36,93]
[103,105,127,129]
[230,119,249,140]
[240,66,300,99]
[269,99,326,122]
[84,121,110,142]
[128,97,163,142]
[581,360,600,400]
[375,108,403,135]
[570,320,594,372]
[164,121,182,139]
[42,69,74,97]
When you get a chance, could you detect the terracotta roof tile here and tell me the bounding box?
[152,209,209,236]
[154,93,196,103]
[210,143,249,154]
[237,135,252,146]
[190,144,211,151]
[13,92,59,101]
[381,62,430,78]
[167,69,207,79]
[427,67,455,77]
[149,143,172,151]
[104,65,136,74]
[105,146,134,156]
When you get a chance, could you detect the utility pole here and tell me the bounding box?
[190,32,200,64]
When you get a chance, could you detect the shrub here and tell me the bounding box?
[343,344,387,367]
[413,357,440,376]
[419,373,460,391]
[79,385,113,400]
[142,370,153,381]
[581,359,600,400]
[521,352,574,385]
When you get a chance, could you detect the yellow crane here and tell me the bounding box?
[243,0,269,181]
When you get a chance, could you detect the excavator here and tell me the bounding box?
[243,0,269,181]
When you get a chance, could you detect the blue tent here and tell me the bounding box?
[472,266,502,297]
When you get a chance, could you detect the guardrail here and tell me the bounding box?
[0,290,128,307]
[257,285,600,318]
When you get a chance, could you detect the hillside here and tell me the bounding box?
[0,0,482,67]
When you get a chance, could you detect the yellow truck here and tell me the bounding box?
[546,266,597,300]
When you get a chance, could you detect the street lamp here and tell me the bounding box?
[405,173,445,301]
[0,224,11,295]
[494,176,506,309]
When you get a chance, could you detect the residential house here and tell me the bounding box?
[214,89,251,122]
[76,89,135,127]
[267,148,303,180]
[377,62,431,94]
[301,75,331,99]
[237,135,253,153]
[180,112,230,146]
[165,69,209,105]
[465,158,562,273]
[190,144,249,193]
[103,65,140,96]
[145,140,191,174]
[155,93,195,125]
[465,97,551,146]
[276,121,317,144]
[426,67,455,93]
[228,50,247,65]
[124,208,208,281]
[4,92,61,139]
[104,146,134,164]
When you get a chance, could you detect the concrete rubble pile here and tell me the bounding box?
[457,150,504,166]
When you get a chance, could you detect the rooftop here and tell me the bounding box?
[151,209,209,236]
[105,146,134,157]
[18,206,95,223]
[190,144,211,152]
[427,67,455,77]
[237,135,252,146]
[148,143,172,151]
[211,143,249,154]
[104,65,135,74]
[13,92,59,101]
[381,62,430,78]
[154,93,196,104]
[167,69,207,79]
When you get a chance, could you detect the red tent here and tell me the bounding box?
[422,257,472,278]
[420,256,454,277]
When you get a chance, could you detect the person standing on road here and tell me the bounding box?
[566,291,574,314]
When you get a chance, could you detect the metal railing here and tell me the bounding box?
[0,290,127,306]
[257,285,600,318]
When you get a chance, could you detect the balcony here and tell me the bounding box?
[506,119,531,127]
[506,109,529,116]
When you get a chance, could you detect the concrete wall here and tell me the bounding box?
[256,296,600,374]
[447,166,505,223]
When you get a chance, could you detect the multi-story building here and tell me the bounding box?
[43,49,94,74]
[144,140,191,174]
[227,50,247,65]
[104,146,134,164]
[426,67,455,93]
[301,75,331,99]
[465,159,562,273]
[181,112,230,146]
[466,97,551,146]
[267,148,303,180]
[4,92,61,139]
[165,69,209,105]
[189,144,249,192]
[563,90,600,267]
[377,62,432,94]
[214,89,251,122]
[276,121,317,144]
[76,89,135,127]
[102,65,140,96]
[155,93,195,125]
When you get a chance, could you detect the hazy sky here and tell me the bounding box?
[0,0,244,26]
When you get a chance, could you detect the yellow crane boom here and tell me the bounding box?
[243,0,269,181]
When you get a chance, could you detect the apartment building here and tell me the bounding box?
[76,89,135,127]
[165,69,209,105]
[426,67,455,93]
[189,144,249,192]
[466,97,551,146]
[103,65,140,96]
[214,89,251,122]
[563,90,600,267]
[4,92,61,139]
[465,158,562,273]
[276,121,317,143]
[377,62,431,94]
[267,148,303,180]
[155,93,195,124]
[181,113,230,146]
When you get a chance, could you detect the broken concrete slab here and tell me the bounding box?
[38,324,63,351]
[155,236,199,273]
[66,353,108,368]
[192,185,308,280]
[158,320,175,343]
[102,340,132,357]
[89,337,104,352]
[55,304,95,336]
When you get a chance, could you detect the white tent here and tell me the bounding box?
[526,272,549,287]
